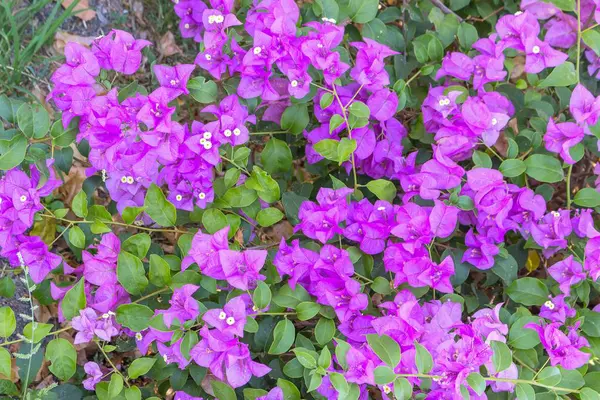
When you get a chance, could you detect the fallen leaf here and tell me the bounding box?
[53,31,96,54]
[62,0,96,21]
[132,1,146,25]
[158,32,181,58]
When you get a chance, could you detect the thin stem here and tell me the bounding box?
[310,82,334,93]
[40,214,185,234]
[21,269,36,398]
[583,22,600,33]
[220,155,250,175]
[133,287,171,304]
[250,131,288,136]
[332,84,359,190]
[97,341,130,388]
[50,223,72,246]
[0,326,71,347]
[252,312,296,316]
[512,355,537,374]
[353,272,373,284]
[577,0,582,82]
[344,84,364,109]
[533,358,550,381]
[484,144,504,161]
[566,164,573,210]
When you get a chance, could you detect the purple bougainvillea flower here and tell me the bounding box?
[531,210,572,256]
[93,29,151,74]
[344,346,376,385]
[525,322,590,369]
[182,226,229,277]
[570,84,600,131]
[202,296,247,338]
[523,37,568,74]
[544,119,584,164]
[219,250,267,290]
[462,229,499,269]
[82,232,120,286]
[153,64,196,98]
[82,362,103,390]
[72,307,99,344]
[548,256,586,296]
[256,387,284,400]
[350,38,398,90]
[540,295,576,323]
[436,52,474,81]
[159,284,200,327]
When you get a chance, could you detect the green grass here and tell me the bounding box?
[0,0,78,96]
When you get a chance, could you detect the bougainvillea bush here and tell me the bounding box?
[6,0,600,398]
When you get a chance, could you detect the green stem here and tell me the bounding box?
[40,214,185,234]
[250,131,288,136]
[332,84,359,190]
[583,22,600,33]
[566,164,573,210]
[253,312,296,316]
[0,326,71,347]
[220,155,250,175]
[577,0,582,82]
[97,341,130,388]
[133,287,171,304]
[405,68,423,86]
[353,272,373,284]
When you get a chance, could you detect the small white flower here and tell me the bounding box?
[515,11,523,15]
[215,15,224,23]
[176,194,183,201]
[121,176,128,184]
[102,313,110,319]
[551,211,560,218]
[208,15,216,24]
[532,45,540,54]
[491,118,498,126]
[317,43,324,48]
[170,79,177,86]
[199,138,207,145]
[184,23,190,29]
[203,131,212,139]
[199,192,206,200]
[544,300,555,310]
[163,354,169,363]
[226,317,235,325]
[224,129,232,137]
[253,47,262,55]
[101,169,107,182]
[205,54,212,61]
[233,128,241,136]
[204,142,213,150]
[444,99,451,106]
[377,206,386,211]
[126,176,135,184]
[252,305,259,312]
[383,385,391,394]
[291,80,298,87]
[135,332,143,341]
[219,311,227,320]
[19,195,27,202]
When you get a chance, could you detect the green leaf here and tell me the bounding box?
[108,373,124,398]
[211,380,236,400]
[244,388,268,400]
[457,23,478,50]
[0,95,23,123]
[292,348,317,369]
[346,0,378,23]
[500,159,526,178]
[61,279,86,320]
[574,188,600,207]
[277,378,301,400]
[296,302,321,321]
[507,277,549,306]
[509,316,541,349]
[269,319,295,354]
[366,334,401,368]
[473,150,492,168]
[315,318,336,346]
[581,388,600,400]
[348,101,370,119]
[144,184,177,226]
[17,103,50,139]
[122,206,146,225]
[583,29,600,56]
[116,304,154,332]
[256,207,284,227]
[224,168,241,189]
[123,234,151,259]
[394,377,413,400]
[329,372,349,395]
[46,338,76,381]
[548,0,575,11]
[366,179,397,201]
[334,339,351,369]
[374,365,396,385]
[188,77,217,103]
[281,104,309,135]
[50,119,78,147]
[261,138,292,173]
[414,341,433,373]
[23,322,53,343]
[124,386,142,400]
[245,166,280,203]
[524,154,564,183]
[537,366,561,386]
[330,114,344,133]
[314,137,357,164]
[68,225,86,248]
[71,191,88,218]
[222,186,258,208]
[128,357,156,379]
[149,254,172,287]
[466,373,486,395]
[0,348,10,379]
[117,251,149,295]
[0,277,15,298]
[490,340,512,373]
[318,346,331,369]
[320,93,334,109]
[202,208,227,233]
[0,307,15,338]
[273,284,311,309]
[538,62,578,88]
[371,276,392,295]
[253,281,271,310]
[0,133,27,170]
[515,383,535,400]
[427,34,444,61]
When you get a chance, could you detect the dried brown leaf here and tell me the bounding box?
[53,31,96,54]
[158,32,181,58]
[62,0,97,21]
